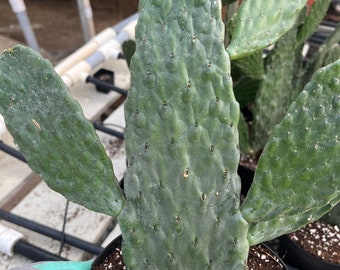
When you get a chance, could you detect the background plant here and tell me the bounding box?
[226,0,340,156]
[0,1,339,269]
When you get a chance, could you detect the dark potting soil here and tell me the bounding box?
[239,153,258,171]
[92,243,285,270]
[287,220,340,265]
[247,244,286,270]
[92,245,125,270]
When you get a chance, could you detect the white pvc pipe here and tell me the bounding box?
[0,223,24,256]
[61,61,93,89]
[8,0,25,12]
[54,27,117,76]
[55,13,138,76]
[0,14,138,135]
[0,115,6,139]
[302,43,310,58]
[8,0,39,51]
[60,17,137,88]
[113,13,138,33]
[77,0,96,42]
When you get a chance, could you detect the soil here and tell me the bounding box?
[0,0,139,63]
[247,244,286,270]
[288,220,340,265]
[92,242,285,270]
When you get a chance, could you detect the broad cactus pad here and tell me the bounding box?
[0,46,124,217]
[241,60,340,245]
[227,0,307,59]
[120,1,248,269]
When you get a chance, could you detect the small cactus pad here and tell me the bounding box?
[0,46,124,217]
[241,60,340,245]
[227,0,307,59]
[120,1,248,269]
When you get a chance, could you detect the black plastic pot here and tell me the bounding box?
[238,164,255,196]
[251,243,288,269]
[91,235,122,269]
[279,234,340,270]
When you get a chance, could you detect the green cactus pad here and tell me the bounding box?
[241,60,340,245]
[119,1,248,269]
[227,0,307,59]
[250,0,332,153]
[0,45,124,217]
[252,25,300,152]
[231,52,264,81]
[306,23,340,83]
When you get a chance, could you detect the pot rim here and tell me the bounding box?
[280,234,340,270]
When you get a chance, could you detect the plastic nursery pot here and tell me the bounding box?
[238,163,255,197]
[91,235,123,270]
[249,243,288,270]
[279,230,340,270]
[91,235,288,270]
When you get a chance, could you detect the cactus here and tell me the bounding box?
[0,0,339,269]
[231,0,340,155]
[0,47,124,217]
[227,0,307,59]
[242,59,340,245]
[119,1,245,268]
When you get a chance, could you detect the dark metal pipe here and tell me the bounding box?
[309,34,329,45]
[93,123,124,139]
[0,141,26,162]
[0,209,103,255]
[86,76,128,96]
[13,239,67,262]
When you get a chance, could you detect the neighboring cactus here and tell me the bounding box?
[0,1,339,270]
[241,60,340,245]
[227,1,308,59]
[229,0,340,155]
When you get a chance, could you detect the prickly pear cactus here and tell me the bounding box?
[252,0,331,152]
[119,0,315,269]
[241,60,340,245]
[227,0,307,59]
[0,46,124,217]
[120,1,248,269]
[252,26,300,152]
[1,1,338,270]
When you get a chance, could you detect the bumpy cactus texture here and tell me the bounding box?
[242,60,340,245]
[0,1,338,270]
[0,46,124,217]
[252,26,300,152]
[227,0,307,59]
[120,1,248,269]
[252,0,332,152]
[232,0,339,155]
